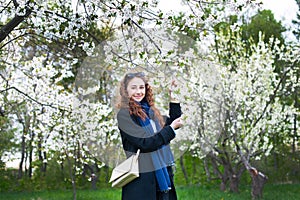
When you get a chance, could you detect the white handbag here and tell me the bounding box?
[109,149,140,188]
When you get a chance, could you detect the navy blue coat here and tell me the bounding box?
[117,103,182,200]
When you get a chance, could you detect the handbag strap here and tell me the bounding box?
[134,149,140,162]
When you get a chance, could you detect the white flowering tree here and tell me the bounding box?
[1,0,114,195]
[190,27,299,197]
[0,46,120,196]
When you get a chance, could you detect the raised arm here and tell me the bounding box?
[165,102,182,126]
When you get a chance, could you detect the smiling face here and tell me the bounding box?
[126,77,146,102]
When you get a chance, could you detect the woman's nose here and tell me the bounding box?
[136,88,143,94]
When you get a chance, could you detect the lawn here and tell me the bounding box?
[0,184,299,200]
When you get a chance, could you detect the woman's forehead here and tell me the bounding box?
[127,77,145,86]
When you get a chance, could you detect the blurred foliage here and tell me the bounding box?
[292,0,300,40]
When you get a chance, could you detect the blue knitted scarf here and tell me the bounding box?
[137,100,174,192]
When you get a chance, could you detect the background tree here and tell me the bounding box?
[292,0,300,40]
[241,9,286,50]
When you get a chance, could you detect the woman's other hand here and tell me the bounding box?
[170,117,183,130]
[169,80,179,103]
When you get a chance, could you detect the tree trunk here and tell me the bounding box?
[104,165,109,183]
[203,157,211,182]
[220,179,227,191]
[24,150,28,177]
[229,174,239,193]
[43,151,47,174]
[28,144,33,178]
[60,162,65,183]
[292,114,297,155]
[291,113,298,183]
[17,112,31,179]
[83,164,98,190]
[28,131,35,178]
[18,132,26,179]
[180,155,189,185]
[208,153,228,191]
[37,134,47,175]
[249,167,268,199]
[91,164,99,190]
[67,156,77,200]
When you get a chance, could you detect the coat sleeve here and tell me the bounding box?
[165,102,182,126]
[117,109,176,153]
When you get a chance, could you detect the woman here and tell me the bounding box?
[116,72,183,200]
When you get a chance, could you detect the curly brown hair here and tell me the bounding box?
[117,72,165,127]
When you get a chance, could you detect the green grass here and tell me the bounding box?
[176,184,300,200]
[0,188,121,200]
[0,184,299,200]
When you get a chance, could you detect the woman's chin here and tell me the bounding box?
[133,97,144,102]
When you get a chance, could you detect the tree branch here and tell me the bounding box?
[0,86,64,110]
[42,10,101,44]
[252,67,290,127]
[0,0,12,14]
[0,1,32,43]
[0,32,30,50]
[130,19,162,54]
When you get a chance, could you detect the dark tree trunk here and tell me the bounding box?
[18,132,26,179]
[104,165,109,183]
[28,143,33,178]
[180,155,189,185]
[43,151,47,174]
[91,164,99,190]
[229,174,239,193]
[220,178,227,191]
[38,139,43,173]
[208,153,229,191]
[24,150,28,176]
[83,164,98,190]
[37,135,47,175]
[249,167,268,199]
[28,131,35,178]
[203,157,211,182]
[66,156,77,200]
[17,112,31,179]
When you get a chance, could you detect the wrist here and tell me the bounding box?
[170,99,180,103]
[170,92,180,103]
[170,125,176,133]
